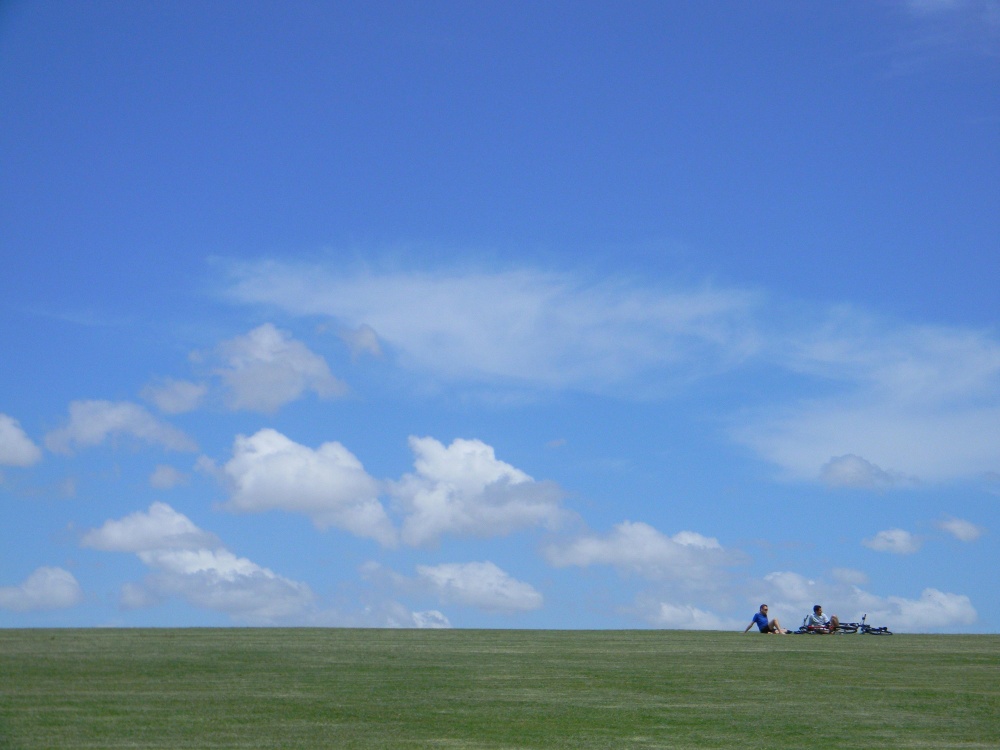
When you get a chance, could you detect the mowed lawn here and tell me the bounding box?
[1,629,997,749]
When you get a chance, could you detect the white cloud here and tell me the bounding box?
[82,501,219,553]
[412,610,452,628]
[821,454,899,489]
[416,561,543,613]
[937,516,985,542]
[224,263,760,394]
[642,601,737,630]
[758,571,977,632]
[736,316,1000,485]
[864,588,977,632]
[82,502,315,623]
[224,263,1000,488]
[544,521,730,585]
[149,464,187,489]
[831,568,869,586]
[393,436,567,546]
[0,567,83,612]
[0,413,42,466]
[218,428,396,547]
[211,323,346,413]
[142,378,207,414]
[120,582,159,610]
[339,323,382,360]
[44,400,197,454]
[863,528,922,554]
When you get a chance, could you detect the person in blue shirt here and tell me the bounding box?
[743,604,789,634]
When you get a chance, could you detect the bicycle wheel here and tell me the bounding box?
[861,626,892,635]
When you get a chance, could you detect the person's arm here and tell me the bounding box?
[744,621,754,633]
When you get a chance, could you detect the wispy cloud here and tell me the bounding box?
[937,516,986,542]
[735,311,1000,484]
[221,261,1000,488]
[223,262,761,395]
[45,400,197,454]
[141,378,207,415]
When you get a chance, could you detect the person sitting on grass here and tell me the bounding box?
[804,604,840,633]
[743,604,790,634]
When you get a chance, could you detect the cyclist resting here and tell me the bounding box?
[803,604,840,633]
[744,604,790,634]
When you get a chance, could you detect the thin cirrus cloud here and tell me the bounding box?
[733,313,1000,485]
[223,261,762,393]
[81,502,316,622]
[223,262,1000,488]
[44,400,197,454]
[141,378,208,415]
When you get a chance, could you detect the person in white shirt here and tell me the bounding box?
[804,604,840,633]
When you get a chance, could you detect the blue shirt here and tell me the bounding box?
[752,612,769,632]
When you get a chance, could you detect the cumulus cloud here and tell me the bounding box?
[0,567,83,612]
[44,400,197,454]
[865,588,977,631]
[863,528,922,554]
[0,414,42,466]
[416,561,543,613]
[640,600,737,630]
[224,263,760,394]
[393,436,567,546]
[210,323,346,413]
[412,610,451,628]
[937,516,985,542]
[82,502,315,623]
[544,521,731,585]
[141,378,207,414]
[82,501,219,553]
[759,570,976,632]
[218,428,396,547]
[223,262,1000,488]
[821,454,899,489]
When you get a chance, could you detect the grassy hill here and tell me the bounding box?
[1,628,997,748]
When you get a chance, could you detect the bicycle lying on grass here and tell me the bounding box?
[795,614,892,635]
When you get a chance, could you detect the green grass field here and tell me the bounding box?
[1,629,997,749]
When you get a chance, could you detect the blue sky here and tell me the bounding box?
[1,0,998,632]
